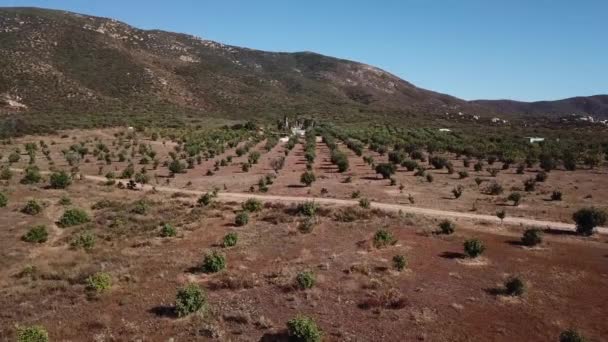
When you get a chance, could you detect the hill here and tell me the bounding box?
[0,7,606,137]
[474,95,608,119]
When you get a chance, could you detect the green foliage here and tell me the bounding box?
[235,211,249,226]
[248,151,261,164]
[572,207,607,236]
[392,255,407,271]
[0,192,7,207]
[463,239,485,258]
[0,165,13,180]
[71,231,96,251]
[496,209,506,222]
[8,152,21,164]
[297,201,319,217]
[559,329,587,342]
[22,225,48,243]
[504,277,525,296]
[286,315,322,342]
[49,170,71,189]
[375,163,396,179]
[222,232,238,247]
[160,223,177,237]
[507,192,522,206]
[439,220,455,235]
[524,178,536,192]
[300,171,316,186]
[168,159,186,175]
[198,192,214,206]
[175,283,207,317]
[296,271,316,290]
[58,196,72,206]
[373,229,396,248]
[242,198,263,212]
[359,197,371,209]
[16,325,49,342]
[21,199,43,215]
[486,181,504,195]
[521,228,542,247]
[20,165,42,184]
[86,272,111,293]
[202,251,226,273]
[58,208,90,227]
[131,200,150,215]
[298,216,316,233]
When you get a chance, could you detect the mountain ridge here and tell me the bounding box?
[0,7,607,136]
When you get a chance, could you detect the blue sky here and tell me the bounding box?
[2,0,607,101]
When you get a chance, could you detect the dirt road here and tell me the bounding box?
[11,169,606,234]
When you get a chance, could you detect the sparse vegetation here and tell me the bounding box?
[234,211,249,226]
[392,255,407,271]
[21,199,43,215]
[286,315,322,342]
[175,283,207,317]
[202,251,226,273]
[439,220,455,235]
[222,232,238,247]
[296,271,316,290]
[86,272,111,293]
[463,239,485,258]
[373,229,396,248]
[572,207,607,236]
[160,223,177,237]
[242,198,263,212]
[504,277,525,296]
[16,325,49,342]
[58,208,90,227]
[521,228,542,246]
[22,225,48,243]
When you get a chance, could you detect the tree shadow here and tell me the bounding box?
[287,184,306,188]
[543,228,578,236]
[505,240,526,246]
[360,176,381,181]
[484,287,508,296]
[149,305,177,318]
[439,251,466,259]
[259,331,289,342]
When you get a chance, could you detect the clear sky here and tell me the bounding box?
[2,0,607,101]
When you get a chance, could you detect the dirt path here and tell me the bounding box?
[11,169,607,234]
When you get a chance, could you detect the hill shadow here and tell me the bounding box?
[439,251,466,259]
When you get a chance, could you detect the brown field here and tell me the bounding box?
[1,128,607,341]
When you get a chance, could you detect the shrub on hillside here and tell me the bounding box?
[175,283,207,317]
[392,255,407,271]
[504,277,525,296]
[49,170,71,189]
[234,212,249,226]
[463,239,485,258]
[572,207,607,236]
[160,223,177,237]
[202,251,226,273]
[559,329,587,342]
[0,192,7,208]
[286,315,322,342]
[242,198,263,212]
[21,200,43,215]
[507,192,522,206]
[22,225,48,243]
[300,171,316,187]
[222,232,238,247]
[373,229,396,248]
[70,232,96,251]
[296,271,316,290]
[58,208,90,227]
[439,220,455,235]
[86,272,111,293]
[375,163,396,179]
[521,228,542,246]
[20,165,42,184]
[16,325,49,342]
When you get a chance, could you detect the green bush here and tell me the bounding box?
[286,315,322,342]
[175,283,207,317]
[16,325,49,342]
[71,232,96,251]
[401,159,418,171]
[359,197,371,209]
[22,225,48,243]
[572,207,607,236]
[86,272,111,293]
[486,181,504,195]
[507,192,522,206]
[300,171,316,187]
[160,223,177,237]
[463,239,485,258]
[452,185,463,198]
[504,277,525,296]
[49,170,71,189]
[131,200,150,215]
[201,250,226,273]
[373,229,396,248]
[58,208,90,227]
[0,165,13,180]
[439,220,455,235]
[21,200,43,215]
[559,329,587,342]
[222,232,238,247]
[198,192,213,206]
[20,165,42,184]
[392,255,407,271]
[375,163,396,179]
[235,212,249,226]
[59,196,72,206]
[242,198,263,212]
[521,228,542,246]
[0,192,7,207]
[298,217,316,233]
[298,201,319,217]
[296,271,316,290]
